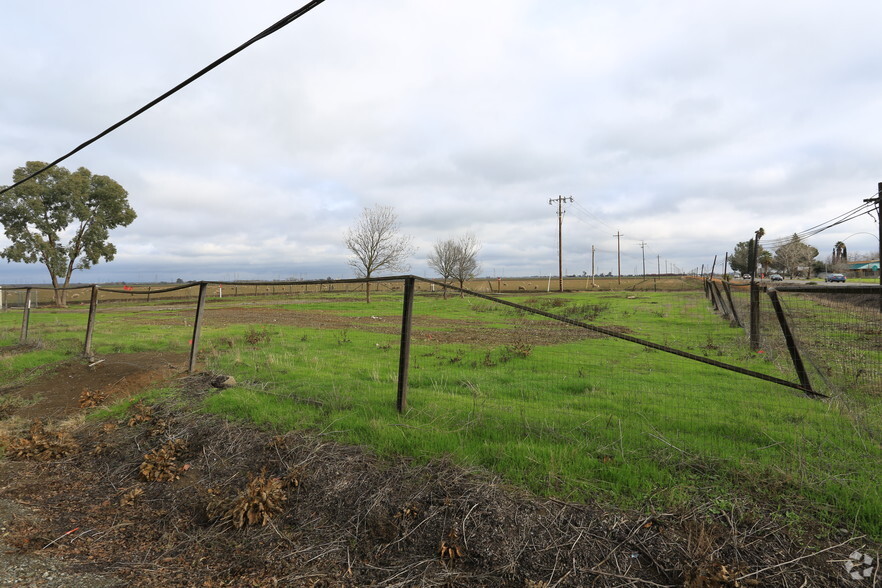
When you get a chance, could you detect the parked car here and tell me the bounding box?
[770,274,783,281]
[741,274,751,280]
[825,273,846,282]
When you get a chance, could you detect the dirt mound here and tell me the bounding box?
[0,356,876,586]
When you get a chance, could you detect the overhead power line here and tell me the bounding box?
[570,201,617,232]
[764,195,879,248]
[0,0,328,195]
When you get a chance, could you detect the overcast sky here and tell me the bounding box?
[2,0,881,285]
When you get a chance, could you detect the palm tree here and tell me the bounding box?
[832,241,847,266]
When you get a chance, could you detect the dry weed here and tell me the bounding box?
[119,487,144,507]
[126,401,153,427]
[79,388,108,408]
[224,470,287,528]
[1,419,78,460]
[139,438,186,482]
[439,528,464,564]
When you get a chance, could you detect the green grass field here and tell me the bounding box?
[1,287,880,540]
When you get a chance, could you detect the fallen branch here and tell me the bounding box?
[735,536,863,581]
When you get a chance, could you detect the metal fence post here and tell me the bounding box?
[397,277,415,413]
[767,290,813,393]
[20,288,33,343]
[83,285,99,357]
[188,282,208,373]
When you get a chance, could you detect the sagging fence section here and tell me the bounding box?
[4,275,882,536]
[3,276,837,403]
[704,279,882,396]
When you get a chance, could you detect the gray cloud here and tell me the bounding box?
[2,0,881,285]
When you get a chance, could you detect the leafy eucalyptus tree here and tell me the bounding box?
[729,239,767,275]
[774,234,819,278]
[0,162,136,306]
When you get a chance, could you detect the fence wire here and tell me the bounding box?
[773,287,882,396]
[2,277,881,538]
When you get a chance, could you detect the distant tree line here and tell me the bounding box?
[729,234,821,278]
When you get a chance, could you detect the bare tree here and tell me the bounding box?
[451,233,481,296]
[344,205,415,302]
[427,238,457,299]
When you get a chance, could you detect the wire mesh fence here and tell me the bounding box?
[2,276,881,537]
[772,286,882,395]
[704,280,882,397]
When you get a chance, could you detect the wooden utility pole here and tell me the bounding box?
[615,232,622,284]
[639,241,647,277]
[591,245,596,287]
[549,196,573,292]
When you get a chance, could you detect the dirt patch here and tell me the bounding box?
[0,357,877,586]
[1,351,186,421]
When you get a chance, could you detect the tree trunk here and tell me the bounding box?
[46,266,66,308]
[365,279,371,303]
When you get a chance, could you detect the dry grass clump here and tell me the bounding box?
[438,528,464,564]
[1,419,78,460]
[119,486,145,507]
[79,388,108,408]
[223,470,288,528]
[139,438,186,482]
[126,401,154,426]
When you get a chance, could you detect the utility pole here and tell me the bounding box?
[639,241,647,277]
[865,183,882,312]
[591,245,596,287]
[657,255,660,276]
[614,232,622,284]
[549,195,574,292]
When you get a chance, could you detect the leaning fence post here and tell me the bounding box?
[710,281,728,318]
[397,277,416,413]
[707,279,721,312]
[83,285,99,357]
[767,290,813,393]
[188,282,208,373]
[20,288,32,344]
[721,281,742,328]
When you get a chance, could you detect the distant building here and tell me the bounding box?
[847,259,880,275]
